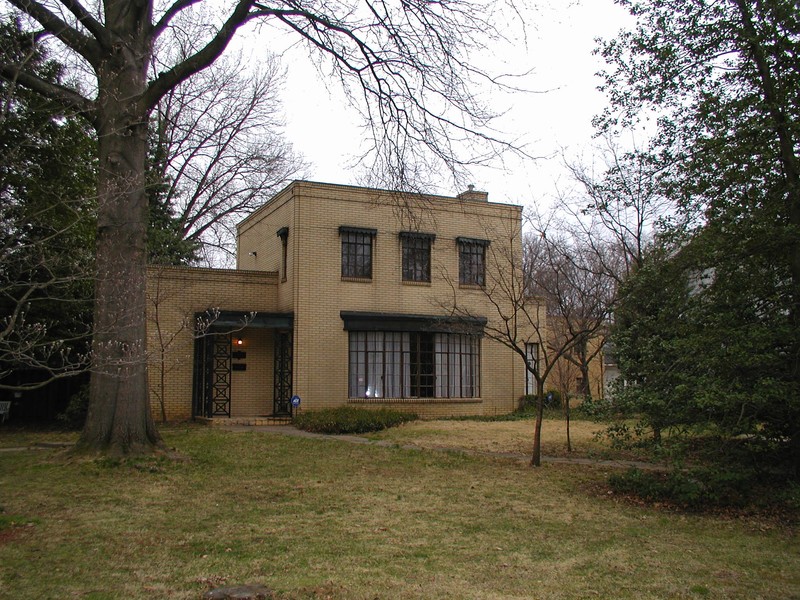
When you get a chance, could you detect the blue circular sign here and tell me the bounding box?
[290,395,301,407]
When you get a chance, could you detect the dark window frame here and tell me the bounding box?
[347,330,481,399]
[277,227,289,282]
[525,342,539,395]
[340,226,377,279]
[400,232,435,283]
[457,237,489,286]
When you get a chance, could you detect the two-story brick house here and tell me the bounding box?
[146,181,533,421]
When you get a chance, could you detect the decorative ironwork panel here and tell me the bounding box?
[192,336,208,418]
[209,334,232,417]
[273,331,293,416]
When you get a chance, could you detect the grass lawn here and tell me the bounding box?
[1,422,798,599]
[365,415,618,460]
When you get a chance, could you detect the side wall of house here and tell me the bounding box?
[547,334,606,402]
[237,189,296,314]
[145,266,279,421]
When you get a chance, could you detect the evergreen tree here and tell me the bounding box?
[600,0,800,471]
[0,18,96,383]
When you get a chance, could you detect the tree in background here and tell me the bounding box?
[524,223,616,452]
[0,18,95,388]
[443,218,613,466]
[561,136,672,284]
[598,0,800,472]
[1,0,519,454]
[150,35,306,265]
[145,122,202,266]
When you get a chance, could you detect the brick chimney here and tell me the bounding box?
[457,184,488,202]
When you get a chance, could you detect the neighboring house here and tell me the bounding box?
[546,332,608,402]
[146,181,537,421]
[601,340,620,396]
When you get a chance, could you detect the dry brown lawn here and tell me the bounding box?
[366,417,620,460]
[1,424,798,598]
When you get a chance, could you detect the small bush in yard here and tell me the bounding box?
[293,406,418,434]
[609,467,755,509]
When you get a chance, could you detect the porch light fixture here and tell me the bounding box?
[235,337,244,346]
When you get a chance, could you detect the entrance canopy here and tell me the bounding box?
[198,310,294,331]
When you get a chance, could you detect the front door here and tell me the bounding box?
[273,331,293,416]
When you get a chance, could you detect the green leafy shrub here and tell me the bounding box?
[575,395,616,419]
[609,467,755,509]
[293,406,418,434]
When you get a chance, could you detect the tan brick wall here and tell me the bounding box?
[146,266,279,421]
[237,189,296,313]
[239,182,531,418]
[151,181,544,421]
[230,328,274,417]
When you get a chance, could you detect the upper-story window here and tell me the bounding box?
[400,232,435,283]
[277,227,289,282]
[340,226,377,279]
[457,237,489,286]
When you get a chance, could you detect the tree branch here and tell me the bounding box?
[0,64,95,124]
[141,0,254,111]
[7,0,101,65]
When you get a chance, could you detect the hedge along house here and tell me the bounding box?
[146,181,537,422]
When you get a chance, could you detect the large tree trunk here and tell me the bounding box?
[77,7,162,454]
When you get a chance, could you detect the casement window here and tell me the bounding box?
[457,237,489,286]
[340,226,377,279]
[525,342,539,395]
[277,227,289,282]
[400,232,435,282]
[347,331,480,399]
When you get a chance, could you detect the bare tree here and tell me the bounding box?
[0,239,93,391]
[550,342,580,452]
[560,134,673,284]
[440,216,610,466]
[517,136,673,410]
[525,223,619,401]
[524,221,618,453]
[1,0,517,454]
[151,48,306,265]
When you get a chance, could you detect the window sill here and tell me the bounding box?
[458,283,485,290]
[348,397,482,405]
[341,276,373,283]
[401,280,432,287]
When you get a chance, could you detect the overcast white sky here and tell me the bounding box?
[264,1,631,211]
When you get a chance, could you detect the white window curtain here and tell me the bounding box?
[525,343,538,395]
[349,331,479,399]
[366,332,383,397]
[383,332,410,398]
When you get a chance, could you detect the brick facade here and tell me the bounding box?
[146,181,540,421]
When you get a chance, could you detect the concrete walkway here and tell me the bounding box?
[217,423,668,471]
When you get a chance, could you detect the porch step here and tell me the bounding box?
[197,416,294,427]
